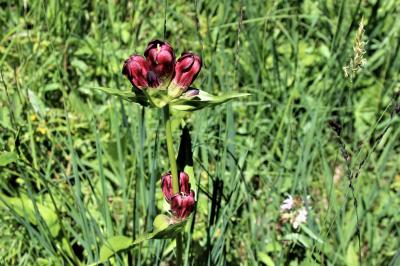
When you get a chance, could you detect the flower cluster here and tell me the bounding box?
[161,171,195,220]
[122,40,202,102]
[279,195,309,229]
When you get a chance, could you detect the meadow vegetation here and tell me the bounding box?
[1,0,400,265]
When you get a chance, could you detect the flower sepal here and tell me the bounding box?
[143,87,175,108]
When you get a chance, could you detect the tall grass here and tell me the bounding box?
[1,0,400,265]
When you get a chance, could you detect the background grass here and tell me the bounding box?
[1,0,400,265]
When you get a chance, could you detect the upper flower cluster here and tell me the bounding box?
[122,40,202,99]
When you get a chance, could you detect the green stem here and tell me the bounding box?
[163,105,183,265]
[163,105,180,193]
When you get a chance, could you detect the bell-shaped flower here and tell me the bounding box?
[122,55,155,89]
[144,40,175,82]
[170,190,196,220]
[161,171,191,202]
[169,52,202,97]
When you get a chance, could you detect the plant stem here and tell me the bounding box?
[163,105,180,193]
[163,105,183,265]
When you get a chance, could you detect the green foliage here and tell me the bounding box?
[0,151,18,166]
[170,90,249,111]
[99,236,133,264]
[99,215,187,263]
[95,86,248,110]
[1,0,400,265]
[0,194,60,237]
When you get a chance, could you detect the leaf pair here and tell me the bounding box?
[93,86,249,111]
[97,215,186,263]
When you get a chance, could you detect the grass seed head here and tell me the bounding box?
[343,17,367,80]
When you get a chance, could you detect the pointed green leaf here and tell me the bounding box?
[99,236,133,263]
[93,86,137,101]
[93,86,149,106]
[98,218,187,263]
[170,90,249,111]
[150,218,187,239]
[153,214,170,231]
[93,86,248,111]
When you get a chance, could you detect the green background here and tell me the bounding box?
[1,0,399,265]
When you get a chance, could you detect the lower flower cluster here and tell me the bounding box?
[161,171,196,220]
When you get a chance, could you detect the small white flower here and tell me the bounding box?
[292,208,308,229]
[280,195,294,211]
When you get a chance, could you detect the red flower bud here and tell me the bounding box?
[172,52,202,90]
[161,171,191,202]
[122,55,159,89]
[170,190,195,219]
[144,40,175,80]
